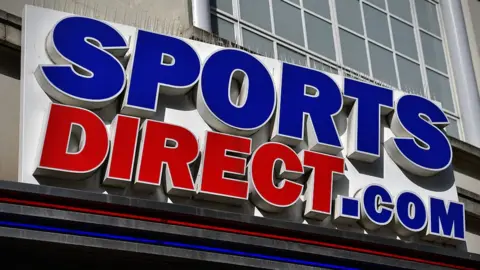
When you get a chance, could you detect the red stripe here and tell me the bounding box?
[0,197,473,270]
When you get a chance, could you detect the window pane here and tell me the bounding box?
[336,0,364,34]
[210,0,233,14]
[305,13,335,60]
[363,4,391,47]
[272,0,304,46]
[366,0,385,9]
[421,32,447,73]
[369,43,397,86]
[445,118,460,139]
[240,0,272,31]
[427,69,454,112]
[387,0,411,22]
[278,45,307,66]
[242,29,274,58]
[289,0,300,4]
[415,0,440,35]
[211,15,236,42]
[310,59,338,74]
[397,55,423,95]
[340,29,368,74]
[303,0,330,19]
[391,18,417,59]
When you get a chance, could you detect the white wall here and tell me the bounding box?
[466,231,480,254]
[454,170,480,194]
[0,73,19,181]
[0,0,192,31]
[463,0,480,97]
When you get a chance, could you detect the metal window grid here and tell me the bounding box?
[210,0,462,140]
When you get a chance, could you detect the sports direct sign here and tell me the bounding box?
[20,6,465,243]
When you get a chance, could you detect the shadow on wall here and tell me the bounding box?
[0,71,20,182]
[0,46,20,80]
[402,165,456,192]
[349,149,385,179]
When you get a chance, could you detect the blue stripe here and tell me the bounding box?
[0,220,358,270]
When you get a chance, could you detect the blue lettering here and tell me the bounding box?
[428,197,465,241]
[333,196,360,224]
[277,64,342,153]
[360,184,393,230]
[36,17,128,109]
[344,79,393,162]
[341,196,360,218]
[394,192,427,236]
[123,30,200,116]
[198,49,276,134]
[386,95,452,176]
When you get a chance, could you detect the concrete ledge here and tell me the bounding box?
[0,10,21,49]
[458,186,480,219]
[0,9,21,27]
[458,186,480,203]
[451,136,480,163]
[460,196,480,220]
[451,137,480,218]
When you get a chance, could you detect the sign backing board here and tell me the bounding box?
[19,5,461,242]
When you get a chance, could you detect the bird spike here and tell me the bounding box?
[81,0,87,16]
[123,8,127,25]
[154,18,160,32]
[113,8,118,23]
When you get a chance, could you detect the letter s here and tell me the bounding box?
[35,16,128,109]
[385,95,452,176]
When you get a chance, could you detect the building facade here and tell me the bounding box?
[1,0,480,269]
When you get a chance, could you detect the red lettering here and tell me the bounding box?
[302,151,344,220]
[35,103,109,179]
[249,142,304,212]
[196,131,251,204]
[135,120,199,196]
[103,115,141,187]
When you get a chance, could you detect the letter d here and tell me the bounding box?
[35,103,109,180]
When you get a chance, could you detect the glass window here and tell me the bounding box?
[336,0,364,34]
[210,0,233,14]
[303,0,330,19]
[305,13,335,60]
[240,0,272,31]
[387,0,411,22]
[366,0,386,9]
[415,0,440,35]
[242,28,275,58]
[278,45,307,66]
[369,43,397,86]
[427,69,454,112]
[272,0,304,46]
[445,118,460,139]
[421,32,447,73]
[391,18,417,59]
[289,0,300,5]
[310,59,339,74]
[396,55,424,95]
[363,4,391,47]
[339,29,369,74]
[211,15,236,42]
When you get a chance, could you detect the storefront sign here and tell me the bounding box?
[20,6,465,244]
